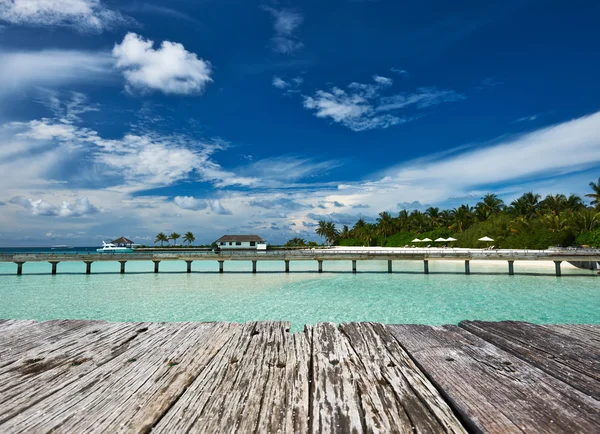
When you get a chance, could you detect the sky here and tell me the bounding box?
[0,0,599,246]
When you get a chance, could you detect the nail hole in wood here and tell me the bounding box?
[445,357,455,362]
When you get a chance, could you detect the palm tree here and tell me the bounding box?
[565,194,585,212]
[183,232,195,246]
[409,210,429,233]
[450,205,474,233]
[586,178,600,210]
[510,192,541,220]
[351,218,367,238]
[476,194,504,221]
[155,232,168,247]
[339,225,350,240]
[425,207,441,228]
[316,220,328,244]
[540,194,567,216]
[395,209,410,232]
[569,208,600,234]
[358,223,376,246]
[169,232,181,246]
[376,211,395,239]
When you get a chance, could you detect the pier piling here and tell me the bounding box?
[554,261,562,277]
[84,261,93,275]
[424,260,429,274]
[252,260,257,274]
[219,260,224,273]
[388,260,392,274]
[119,261,127,274]
[318,260,323,273]
[49,261,59,275]
[465,260,470,275]
[508,260,514,276]
[153,260,160,274]
[285,260,290,273]
[185,260,193,273]
[352,260,357,273]
[15,262,24,276]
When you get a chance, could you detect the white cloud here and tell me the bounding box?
[272,76,289,89]
[390,67,409,77]
[173,196,208,211]
[9,195,99,217]
[209,199,231,215]
[272,75,304,94]
[373,75,393,86]
[113,32,213,95]
[0,0,130,32]
[263,7,303,54]
[303,76,464,131]
[0,50,113,97]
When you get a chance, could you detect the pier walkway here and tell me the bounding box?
[1,248,600,276]
[0,319,598,433]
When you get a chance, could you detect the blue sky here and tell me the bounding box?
[1,0,599,246]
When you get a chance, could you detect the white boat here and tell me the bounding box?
[96,241,135,254]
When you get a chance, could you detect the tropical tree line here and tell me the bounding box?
[154,232,196,247]
[313,178,600,249]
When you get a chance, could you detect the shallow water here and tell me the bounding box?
[0,260,598,331]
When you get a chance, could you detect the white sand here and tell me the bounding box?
[320,246,582,270]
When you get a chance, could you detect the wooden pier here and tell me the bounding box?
[0,319,598,433]
[1,248,600,276]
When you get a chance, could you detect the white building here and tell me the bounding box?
[214,235,266,250]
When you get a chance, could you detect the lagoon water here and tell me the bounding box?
[1,258,599,331]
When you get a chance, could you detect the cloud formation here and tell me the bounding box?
[0,50,113,97]
[9,196,99,217]
[262,7,303,54]
[303,76,464,131]
[113,32,213,95]
[0,0,130,32]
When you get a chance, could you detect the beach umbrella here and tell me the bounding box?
[434,237,447,242]
[478,236,494,242]
[422,238,432,242]
[411,238,423,243]
[446,237,457,242]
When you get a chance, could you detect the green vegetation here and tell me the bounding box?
[312,179,600,249]
[154,231,200,248]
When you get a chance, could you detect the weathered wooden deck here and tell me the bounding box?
[0,320,598,433]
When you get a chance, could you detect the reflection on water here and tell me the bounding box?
[0,260,598,331]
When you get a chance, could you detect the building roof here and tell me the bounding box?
[215,235,265,243]
[111,236,134,245]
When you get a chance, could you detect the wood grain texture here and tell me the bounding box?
[460,320,600,399]
[389,324,600,434]
[0,319,598,433]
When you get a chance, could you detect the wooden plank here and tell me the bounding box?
[308,322,365,433]
[152,322,270,433]
[389,324,600,433]
[340,322,466,433]
[0,320,101,362]
[544,324,600,347]
[255,330,311,434]
[0,322,237,432]
[460,321,600,399]
[0,321,153,423]
[154,321,309,433]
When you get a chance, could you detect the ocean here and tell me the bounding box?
[1,258,599,331]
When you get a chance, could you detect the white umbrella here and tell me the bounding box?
[478,236,494,242]
[446,237,457,242]
[412,238,423,243]
[434,237,447,242]
[422,238,432,242]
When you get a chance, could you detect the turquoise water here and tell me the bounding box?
[1,260,599,331]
